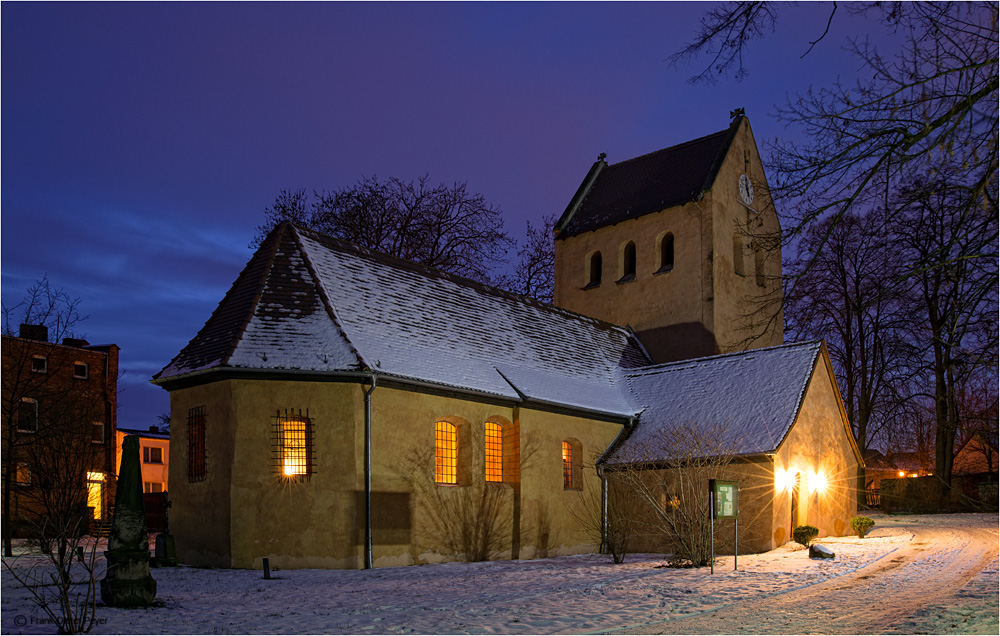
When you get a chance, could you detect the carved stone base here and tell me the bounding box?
[100,549,157,607]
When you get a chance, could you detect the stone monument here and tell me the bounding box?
[100,434,156,606]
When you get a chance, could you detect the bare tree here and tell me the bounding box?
[251,176,514,285]
[605,423,746,567]
[566,463,639,564]
[501,215,556,304]
[893,173,998,486]
[2,278,88,557]
[785,211,916,464]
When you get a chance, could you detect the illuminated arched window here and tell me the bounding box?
[485,422,503,482]
[435,421,458,484]
[562,441,574,489]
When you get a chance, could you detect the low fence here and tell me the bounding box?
[880,473,998,513]
[865,487,881,508]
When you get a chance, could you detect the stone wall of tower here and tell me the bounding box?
[553,118,784,363]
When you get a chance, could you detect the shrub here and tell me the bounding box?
[793,524,819,547]
[850,516,875,538]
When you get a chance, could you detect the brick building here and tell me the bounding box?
[2,324,119,539]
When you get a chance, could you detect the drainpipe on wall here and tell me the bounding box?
[364,374,377,569]
[598,415,635,555]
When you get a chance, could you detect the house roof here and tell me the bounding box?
[604,341,824,464]
[154,223,650,417]
[555,117,741,238]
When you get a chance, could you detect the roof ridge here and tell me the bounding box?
[293,224,646,339]
[626,339,822,375]
[605,126,731,170]
[219,223,286,367]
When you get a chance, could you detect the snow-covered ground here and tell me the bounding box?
[2,512,996,635]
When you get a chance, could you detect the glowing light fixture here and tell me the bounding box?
[809,471,828,494]
[774,469,794,492]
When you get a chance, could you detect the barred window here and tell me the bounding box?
[187,406,206,482]
[272,410,313,480]
[485,422,503,482]
[435,420,458,484]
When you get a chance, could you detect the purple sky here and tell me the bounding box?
[2,2,882,428]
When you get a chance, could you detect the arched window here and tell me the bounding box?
[562,441,574,489]
[485,421,503,482]
[658,233,674,273]
[586,251,602,288]
[619,241,636,282]
[733,234,745,276]
[435,420,458,484]
[562,438,582,490]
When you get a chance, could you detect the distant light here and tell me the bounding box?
[898,471,905,477]
[774,469,793,492]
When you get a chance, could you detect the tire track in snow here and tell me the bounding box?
[624,516,998,635]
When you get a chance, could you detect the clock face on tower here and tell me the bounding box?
[739,173,755,206]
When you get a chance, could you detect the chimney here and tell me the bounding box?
[62,337,90,348]
[19,324,48,342]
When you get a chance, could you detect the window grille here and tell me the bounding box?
[435,421,458,484]
[562,441,574,489]
[187,405,207,482]
[485,422,503,482]
[272,409,314,480]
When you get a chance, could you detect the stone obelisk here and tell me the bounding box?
[100,434,156,606]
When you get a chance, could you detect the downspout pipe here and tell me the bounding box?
[364,374,377,569]
[597,415,635,554]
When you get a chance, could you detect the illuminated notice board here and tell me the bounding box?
[709,479,738,519]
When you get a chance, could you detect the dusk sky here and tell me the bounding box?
[2,2,889,428]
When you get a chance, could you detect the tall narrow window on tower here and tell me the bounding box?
[619,241,636,282]
[733,234,746,276]
[753,241,766,287]
[586,251,602,288]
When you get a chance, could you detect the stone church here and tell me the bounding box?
[153,114,862,569]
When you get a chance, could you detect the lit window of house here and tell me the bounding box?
[435,420,458,484]
[485,422,503,482]
[16,463,31,487]
[31,356,47,374]
[273,411,311,479]
[87,472,105,519]
[143,446,163,464]
[92,422,104,444]
[74,362,89,379]
[17,398,38,433]
[187,405,207,482]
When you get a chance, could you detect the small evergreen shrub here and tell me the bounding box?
[851,516,875,538]
[793,524,819,547]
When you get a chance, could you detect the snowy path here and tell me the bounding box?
[2,513,996,634]
[619,513,999,634]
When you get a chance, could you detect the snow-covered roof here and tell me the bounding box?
[154,223,650,416]
[605,341,824,463]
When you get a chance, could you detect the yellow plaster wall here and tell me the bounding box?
[772,358,860,545]
[168,378,624,569]
[167,381,235,567]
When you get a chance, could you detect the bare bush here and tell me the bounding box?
[605,423,744,566]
